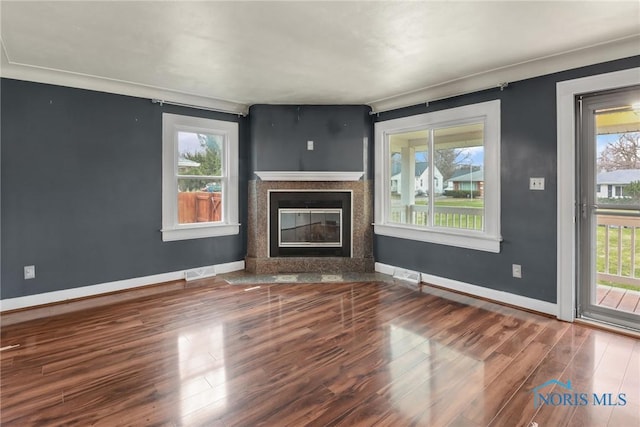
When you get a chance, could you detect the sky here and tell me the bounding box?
[597,133,620,157]
[414,146,484,166]
[178,131,206,156]
[457,146,484,165]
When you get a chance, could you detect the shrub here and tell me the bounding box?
[443,190,479,198]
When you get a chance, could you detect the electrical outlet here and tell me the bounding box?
[24,265,36,280]
[512,264,522,278]
[307,140,314,150]
[529,177,545,190]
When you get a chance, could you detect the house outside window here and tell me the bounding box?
[596,169,640,200]
[162,113,240,241]
[374,100,501,253]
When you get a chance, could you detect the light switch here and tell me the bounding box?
[307,140,314,150]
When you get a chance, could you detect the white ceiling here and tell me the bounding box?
[2,1,639,114]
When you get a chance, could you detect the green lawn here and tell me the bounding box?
[597,225,640,291]
[435,198,484,208]
[414,198,484,208]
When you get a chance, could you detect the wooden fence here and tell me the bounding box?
[178,191,222,224]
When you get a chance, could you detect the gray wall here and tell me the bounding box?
[3,56,638,303]
[1,79,248,299]
[248,105,373,178]
[374,56,640,303]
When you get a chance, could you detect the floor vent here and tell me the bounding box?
[392,267,420,284]
[185,265,217,281]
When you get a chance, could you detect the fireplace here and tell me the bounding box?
[246,173,373,274]
[269,191,351,257]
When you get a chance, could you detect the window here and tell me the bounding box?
[374,100,501,252]
[162,113,239,241]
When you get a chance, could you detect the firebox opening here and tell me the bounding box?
[279,209,342,247]
[269,191,351,257]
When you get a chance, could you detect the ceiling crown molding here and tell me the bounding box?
[2,34,638,116]
[368,35,640,114]
[0,42,249,116]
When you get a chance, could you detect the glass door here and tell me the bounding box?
[577,86,640,331]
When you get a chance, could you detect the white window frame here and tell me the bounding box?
[162,113,240,242]
[374,100,501,253]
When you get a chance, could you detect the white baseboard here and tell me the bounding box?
[214,260,245,275]
[0,260,245,312]
[375,262,558,317]
[374,262,395,276]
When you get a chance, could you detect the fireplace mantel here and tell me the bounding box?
[254,171,364,182]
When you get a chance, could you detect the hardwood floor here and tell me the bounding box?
[1,278,638,426]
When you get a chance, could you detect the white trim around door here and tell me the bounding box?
[556,67,640,322]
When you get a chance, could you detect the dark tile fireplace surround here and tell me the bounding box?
[246,176,374,274]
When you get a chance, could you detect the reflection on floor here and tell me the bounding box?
[1,276,638,426]
[223,271,396,285]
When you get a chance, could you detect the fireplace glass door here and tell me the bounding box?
[279,209,342,247]
[269,191,351,257]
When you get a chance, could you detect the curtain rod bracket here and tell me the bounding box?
[498,82,509,91]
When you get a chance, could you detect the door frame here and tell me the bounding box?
[556,67,640,322]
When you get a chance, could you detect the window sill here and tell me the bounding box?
[373,223,501,253]
[162,223,240,242]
